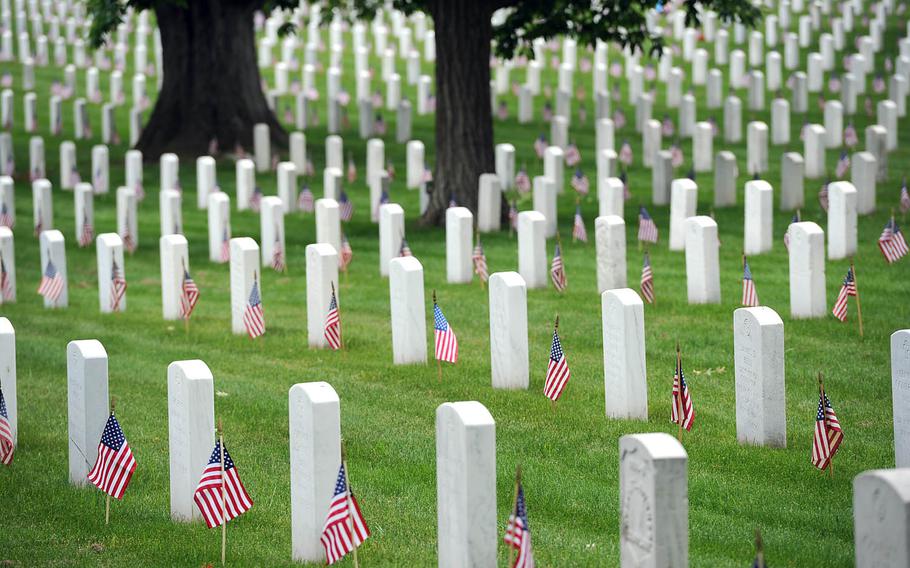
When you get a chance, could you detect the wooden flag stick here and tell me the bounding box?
[851,260,864,338]
[106,396,116,525]
[755,528,765,568]
[219,420,227,566]
[818,373,834,479]
[433,290,442,383]
[676,341,684,443]
[507,465,522,568]
[341,441,360,568]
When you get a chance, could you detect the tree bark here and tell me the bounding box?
[422,1,497,226]
[136,0,287,159]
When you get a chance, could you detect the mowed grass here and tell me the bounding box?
[1,10,908,567]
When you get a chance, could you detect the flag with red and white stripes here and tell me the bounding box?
[671,356,695,431]
[640,253,654,304]
[271,232,286,272]
[180,269,199,320]
[811,391,843,470]
[572,206,588,243]
[550,244,567,292]
[87,412,136,499]
[243,278,266,338]
[339,234,353,271]
[1,254,13,303]
[338,191,354,222]
[831,267,857,322]
[0,202,12,228]
[472,240,488,282]
[193,440,253,529]
[504,481,534,568]
[543,325,571,401]
[515,168,531,194]
[220,226,231,263]
[570,169,589,196]
[110,259,126,312]
[900,178,910,214]
[324,288,342,350]
[741,258,759,307]
[321,463,370,565]
[0,387,13,465]
[879,218,909,263]
[37,258,64,303]
[638,207,658,243]
[78,215,94,247]
[433,302,458,364]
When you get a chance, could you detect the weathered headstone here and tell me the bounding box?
[389,256,427,364]
[602,289,648,420]
[744,180,773,255]
[305,243,339,348]
[596,215,627,293]
[489,272,528,390]
[892,330,910,467]
[853,469,910,567]
[67,339,110,488]
[685,216,721,304]
[733,307,786,447]
[788,222,826,318]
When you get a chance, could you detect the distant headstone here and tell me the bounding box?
[596,215,626,293]
[517,211,547,289]
[446,207,473,284]
[780,153,805,210]
[669,178,697,251]
[827,181,857,260]
[714,151,738,207]
[305,243,339,348]
[160,234,189,320]
[685,216,721,304]
[744,180,773,255]
[788,222,826,318]
[379,203,405,277]
[489,272,529,390]
[96,233,126,313]
[229,238,260,335]
[477,174,502,233]
[602,289,648,420]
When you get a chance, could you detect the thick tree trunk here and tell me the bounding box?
[422,1,497,226]
[136,0,287,159]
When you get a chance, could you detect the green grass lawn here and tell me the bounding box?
[1,8,908,567]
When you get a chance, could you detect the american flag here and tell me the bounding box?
[0,202,12,228]
[448,194,458,208]
[543,324,571,401]
[193,439,253,529]
[542,102,553,122]
[900,178,910,214]
[386,162,396,181]
[271,232,286,272]
[564,143,581,166]
[346,156,357,184]
[571,169,590,196]
[423,165,433,184]
[322,463,370,565]
[0,387,13,465]
[399,237,412,257]
[671,354,695,431]
[110,259,127,312]
[338,191,353,219]
[618,141,633,166]
[533,135,548,159]
[87,412,136,499]
[220,226,231,263]
[0,254,12,302]
[811,391,843,470]
[670,144,684,168]
[844,123,858,148]
[550,243,567,292]
[572,206,588,242]
[472,240,488,282]
[243,278,266,338]
[515,169,531,193]
[638,207,659,243]
[613,108,627,129]
[250,186,263,212]
[835,151,851,178]
[497,100,509,120]
[818,181,829,211]
[879,218,909,263]
[828,75,841,93]
[504,481,534,568]
[339,234,353,271]
[662,115,675,137]
[180,268,199,319]
[324,286,342,350]
[37,258,64,303]
[508,201,519,230]
[79,214,94,248]
[784,212,800,250]
[640,253,654,304]
[873,74,886,93]
[298,185,315,213]
[433,301,458,364]
[122,230,136,254]
[374,113,386,135]
[742,258,759,307]
[831,267,857,322]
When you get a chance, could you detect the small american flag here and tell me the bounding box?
[1,254,12,302]
[543,323,571,401]
[0,387,13,465]
[79,214,94,248]
[572,206,587,242]
[508,201,519,230]
[818,181,829,211]
[448,194,458,208]
[497,100,509,120]
[271,231,286,272]
[0,202,12,228]
[504,481,534,568]
[811,391,843,470]
[570,170,589,196]
[324,286,342,350]
[835,151,851,178]
[542,102,553,122]
[564,143,581,167]
[618,141,633,166]
[662,115,675,137]
[193,439,253,529]
[299,185,316,213]
[515,168,531,193]
[321,463,370,565]
[339,234,353,271]
[399,238,412,257]
[423,165,433,184]
[828,75,841,93]
[180,268,199,320]
[220,225,231,263]
[879,218,909,263]
[87,412,136,499]
[831,267,857,322]
[670,144,684,168]
[640,253,654,304]
[638,207,659,243]
[844,123,858,147]
[784,211,800,250]
[373,113,386,135]
[612,108,626,129]
[671,354,695,431]
[550,243,567,292]
[243,277,266,338]
[386,162,396,180]
[250,186,263,212]
[110,259,126,312]
[900,178,910,214]
[433,301,458,364]
[873,74,886,93]
[472,240,488,282]
[742,258,759,307]
[37,258,64,303]
[346,156,357,184]
[533,135,547,159]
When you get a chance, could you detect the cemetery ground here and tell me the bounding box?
[2,15,909,568]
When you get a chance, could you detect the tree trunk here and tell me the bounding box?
[422,1,497,226]
[136,0,287,159]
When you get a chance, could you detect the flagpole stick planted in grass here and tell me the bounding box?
[508,465,522,568]
[818,373,834,480]
[433,290,442,383]
[755,528,765,568]
[341,441,360,568]
[105,396,115,525]
[851,259,864,338]
[219,419,227,566]
[676,341,684,443]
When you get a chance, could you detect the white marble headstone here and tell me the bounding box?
[733,307,786,447]
[67,339,109,486]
